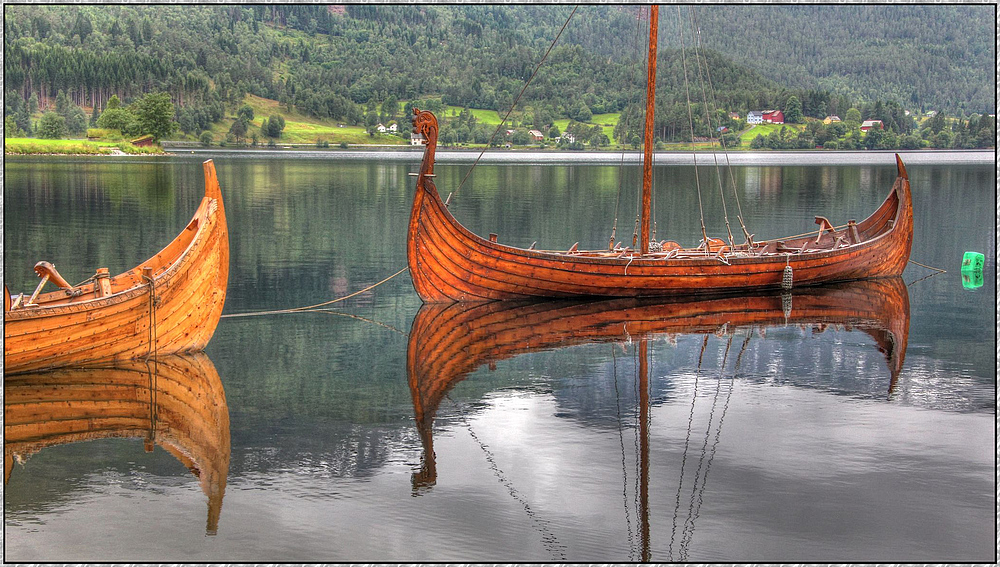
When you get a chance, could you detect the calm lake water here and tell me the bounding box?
[3,151,995,562]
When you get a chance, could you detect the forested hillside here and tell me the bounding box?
[658,5,995,115]
[3,4,994,142]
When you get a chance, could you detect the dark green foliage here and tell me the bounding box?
[131,92,176,140]
[199,130,213,146]
[784,95,803,124]
[237,104,254,124]
[97,107,136,135]
[265,114,285,138]
[3,4,992,147]
[38,111,67,138]
[5,115,25,138]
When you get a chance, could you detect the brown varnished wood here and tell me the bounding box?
[406,110,913,303]
[4,160,229,373]
[4,352,230,535]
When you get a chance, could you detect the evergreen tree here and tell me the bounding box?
[784,95,803,123]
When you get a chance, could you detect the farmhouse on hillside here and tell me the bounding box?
[762,110,784,124]
[860,119,884,132]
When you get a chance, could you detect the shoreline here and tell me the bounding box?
[7,145,993,166]
[162,147,995,166]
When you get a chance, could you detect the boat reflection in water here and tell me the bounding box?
[4,352,230,536]
[407,278,909,558]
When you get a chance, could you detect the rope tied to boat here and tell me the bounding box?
[221,266,409,319]
[142,267,159,390]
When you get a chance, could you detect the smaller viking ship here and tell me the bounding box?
[4,160,229,373]
[4,353,230,535]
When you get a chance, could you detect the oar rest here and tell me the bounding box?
[23,261,74,306]
[814,216,836,244]
[34,261,73,289]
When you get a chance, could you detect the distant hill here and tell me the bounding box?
[654,5,995,115]
[4,4,993,136]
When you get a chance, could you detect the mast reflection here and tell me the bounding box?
[406,278,910,557]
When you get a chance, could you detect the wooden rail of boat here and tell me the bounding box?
[407,277,909,489]
[4,160,229,373]
[406,110,913,302]
[4,353,230,535]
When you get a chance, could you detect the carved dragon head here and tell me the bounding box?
[412,108,439,141]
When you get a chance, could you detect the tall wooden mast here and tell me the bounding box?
[640,5,659,256]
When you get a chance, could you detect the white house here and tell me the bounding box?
[376,123,387,134]
[746,111,764,125]
[388,123,398,133]
[410,133,426,146]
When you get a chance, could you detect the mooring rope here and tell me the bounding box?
[908,259,946,273]
[221,266,409,319]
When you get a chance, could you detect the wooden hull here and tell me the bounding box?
[406,113,913,303]
[4,160,229,373]
[4,352,230,535]
[407,277,909,488]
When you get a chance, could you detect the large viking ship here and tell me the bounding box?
[5,160,229,373]
[406,7,913,303]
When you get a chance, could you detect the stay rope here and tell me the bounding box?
[610,6,648,250]
[676,6,709,246]
[687,7,734,249]
[689,7,754,247]
[450,5,578,202]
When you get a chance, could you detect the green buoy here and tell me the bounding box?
[962,269,984,290]
[961,251,985,272]
[960,251,985,290]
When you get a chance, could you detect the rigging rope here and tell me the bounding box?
[668,333,709,561]
[451,5,578,201]
[688,7,755,249]
[687,8,734,249]
[676,6,709,246]
[610,6,648,250]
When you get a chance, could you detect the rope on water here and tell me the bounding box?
[221,266,409,319]
[908,259,946,273]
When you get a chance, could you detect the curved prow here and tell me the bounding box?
[203,159,223,203]
[895,153,908,180]
[412,109,439,185]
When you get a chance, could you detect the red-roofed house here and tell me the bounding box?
[860,120,884,132]
[762,110,784,124]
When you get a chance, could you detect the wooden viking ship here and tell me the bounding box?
[407,277,909,493]
[406,6,913,303]
[4,160,229,373]
[4,353,230,535]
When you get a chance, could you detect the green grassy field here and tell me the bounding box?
[738,123,806,144]
[4,138,161,155]
[200,94,406,145]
